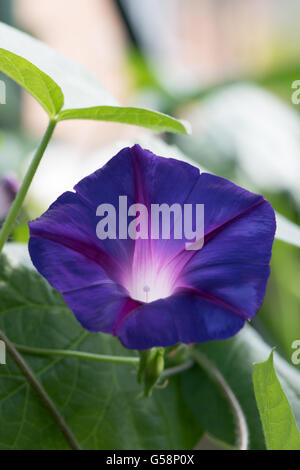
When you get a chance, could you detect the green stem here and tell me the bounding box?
[188,347,249,451]
[0,330,81,450]
[161,358,194,378]
[0,119,57,252]
[15,343,140,366]
[14,344,195,378]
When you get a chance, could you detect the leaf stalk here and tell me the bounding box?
[0,119,57,252]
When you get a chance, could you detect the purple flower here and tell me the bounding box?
[0,175,19,219]
[28,145,276,350]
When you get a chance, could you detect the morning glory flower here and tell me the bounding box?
[28,145,276,350]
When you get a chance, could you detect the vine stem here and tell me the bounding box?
[0,330,81,450]
[161,358,194,378]
[14,344,196,377]
[188,347,249,450]
[0,119,57,252]
[9,342,246,449]
[15,343,140,365]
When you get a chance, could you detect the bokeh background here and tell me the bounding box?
[0,0,300,364]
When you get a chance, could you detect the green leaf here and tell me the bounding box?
[0,48,64,117]
[0,253,202,450]
[253,351,300,450]
[180,325,300,450]
[58,106,190,134]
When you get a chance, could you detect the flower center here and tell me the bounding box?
[125,261,175,303]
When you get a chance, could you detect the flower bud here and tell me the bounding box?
[143,348,165,397]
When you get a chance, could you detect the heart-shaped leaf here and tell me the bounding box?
[0,253,202,450]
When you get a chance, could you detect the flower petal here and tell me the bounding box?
[64,285,141,334]
[74,144,201,262]
[29,234,141,334]
[174,175,276,320]
[116,174,276,349]
[116,291,245,349]
[29,191,126,282]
